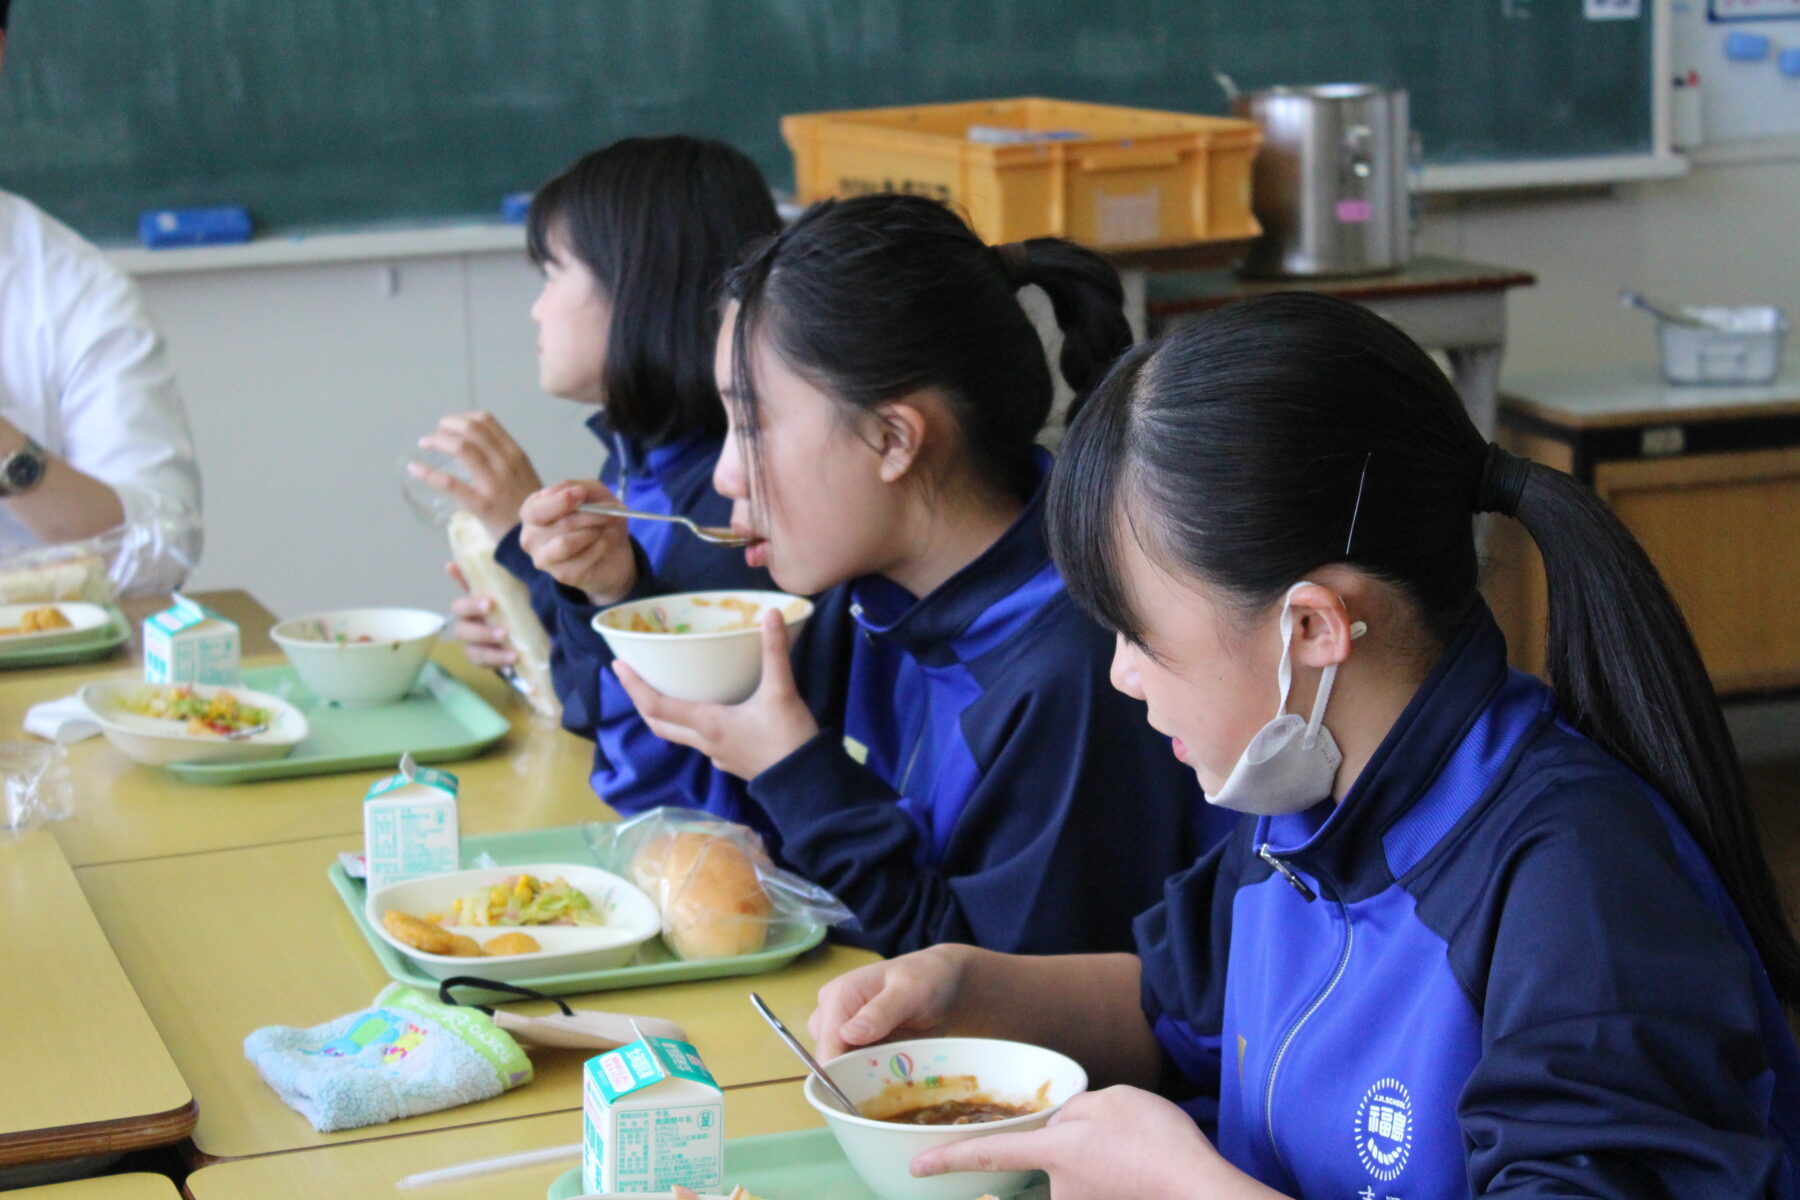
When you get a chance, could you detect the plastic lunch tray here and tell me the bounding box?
[162,661,510,784]
[546,1127,1050,1200]
[330,824,827,1003]
[0,605,130,669]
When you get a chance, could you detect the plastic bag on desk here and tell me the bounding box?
[0,534,118,606]
[584,807,856,961]
[1,742,73,838]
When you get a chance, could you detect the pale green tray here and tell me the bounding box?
[165,661,509,784]
[0,605,130,669]
[330,824,827,1003]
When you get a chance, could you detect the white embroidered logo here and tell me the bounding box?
[1354,1077,1413,1182]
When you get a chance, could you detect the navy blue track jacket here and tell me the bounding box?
[493,412,770,740]
[1139,603,1800,1197]
[590,464,1228,957]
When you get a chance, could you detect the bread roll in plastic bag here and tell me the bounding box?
[585,807,856,960]
[446,510,559,720]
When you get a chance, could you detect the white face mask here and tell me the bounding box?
[1206,582,1366,817]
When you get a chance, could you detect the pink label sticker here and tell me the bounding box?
[1336,199,1373,224]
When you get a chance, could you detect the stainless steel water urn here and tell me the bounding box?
[1234,84,1411,279]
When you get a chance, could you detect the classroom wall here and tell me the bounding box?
[122,149,1800,627]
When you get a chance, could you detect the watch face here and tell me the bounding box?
[5,450,43,491]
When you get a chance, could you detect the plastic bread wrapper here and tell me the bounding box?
[1,742,73,839]
[584,807,857,961]
[446,510,560,722]
[0,532,120,606]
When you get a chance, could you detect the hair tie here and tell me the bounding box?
[1475,442,1532,517]
[993,242,1033,289]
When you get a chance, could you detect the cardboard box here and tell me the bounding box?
[364,753,460,895]
[583,1034,724,1193]
[143,592,240,685]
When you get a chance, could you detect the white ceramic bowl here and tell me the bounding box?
[365,863,662,982]
[79,680,309,766]
[270,608,446,706]
[592,590,814,704]
[805,1038,1087,1200]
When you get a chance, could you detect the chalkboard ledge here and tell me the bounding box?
[1421,152,1687,194]
[104,221,525,277]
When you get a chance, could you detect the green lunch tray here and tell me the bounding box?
[548,1128,1050,1200]
[330,824,827,1003]
[0,606,130,669]
[164,661,510,784]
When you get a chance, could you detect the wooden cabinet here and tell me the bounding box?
[1486,365,1800,696]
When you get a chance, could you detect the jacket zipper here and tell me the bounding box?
[1260,853,1353,1172]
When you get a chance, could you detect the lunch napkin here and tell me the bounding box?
[244,983,533,1132]
[23,694,99,744]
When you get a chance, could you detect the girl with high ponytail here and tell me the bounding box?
[805,292,1800,1196]
[600,193,1225,958]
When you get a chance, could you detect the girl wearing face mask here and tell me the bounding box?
[804,293,1800,1198]
[412,136,776,736]
[604,193,1227,957]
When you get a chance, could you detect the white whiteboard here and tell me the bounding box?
[1672,0,1800,142]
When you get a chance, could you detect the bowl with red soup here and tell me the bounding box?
[804,1037,1086,1200]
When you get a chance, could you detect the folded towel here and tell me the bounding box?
[243,983,533,1132]
[24,695,99,744]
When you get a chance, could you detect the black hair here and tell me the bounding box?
[723,193,1131,509]
[1,1,11,31]
[526,136,780,445]
[1048,290,1800,1010]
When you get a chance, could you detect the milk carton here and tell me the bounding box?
[363,753,460,895]
[583,1033,724,1193]
[143,592,240,685]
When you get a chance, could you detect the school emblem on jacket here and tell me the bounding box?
[1355,1077,1414,1182]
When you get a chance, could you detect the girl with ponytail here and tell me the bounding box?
[806,292,1800,1196]
[601,194,1225,957]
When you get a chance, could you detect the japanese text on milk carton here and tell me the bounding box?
[584,1034,723,1193]
[363,753,459,895]
[143,593,240,685]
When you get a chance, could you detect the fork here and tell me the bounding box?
[575,504,750,547]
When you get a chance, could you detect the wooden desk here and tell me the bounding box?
[0,834,194,1172]
[5,1174,182,1200]
[0,643,599,868]
[77,834,876,1160]
[1490,359,1800,695]
[183,1080,822,1200]
[1142,255,1537,438]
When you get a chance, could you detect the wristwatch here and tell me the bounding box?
[0,436,49,497]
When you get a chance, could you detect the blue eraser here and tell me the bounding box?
[1781,47,1800,77]
[137,205,252,249]
[501,192,533,224]
[1724,31,1771,62]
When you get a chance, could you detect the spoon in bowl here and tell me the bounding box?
[748,992,860,1116]
[576,503,750,548]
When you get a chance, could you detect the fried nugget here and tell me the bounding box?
[383,909,458,955]
[482,931,541,957]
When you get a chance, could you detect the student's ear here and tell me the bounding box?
[870,399,928,484]
[1287,582,1359,670]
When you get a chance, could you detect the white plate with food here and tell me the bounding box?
[0,601,112,646]
[366,863,662,982]
[593,590,813,704]
[79,680,310,766]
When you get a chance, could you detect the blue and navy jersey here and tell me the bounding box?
[1139,604,1800,1198]
[592,466,1228,957]
[494,411,771,740]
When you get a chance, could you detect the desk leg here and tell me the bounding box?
[1446,344,1503,440]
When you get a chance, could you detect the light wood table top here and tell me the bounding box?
[77,834,875,1160]
[1503,358,1800,428]
[0,639,599,869]
[0,833,194,1169]
[3,1173,183,1200]
[184,1079,823,1200]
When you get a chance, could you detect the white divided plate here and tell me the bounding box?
[0,601,112,647]
[79,680,310,766]
[365,863,662,982]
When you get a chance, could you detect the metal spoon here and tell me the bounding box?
[1619,289,1717,330]
[747,992,860,1116]
[576,503,750,548]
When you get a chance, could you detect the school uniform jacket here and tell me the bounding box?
[494,412,770,740]
[1139,603,1800,1198]
[591,466,1227,957]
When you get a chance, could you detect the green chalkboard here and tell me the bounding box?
[0,1,1655,244]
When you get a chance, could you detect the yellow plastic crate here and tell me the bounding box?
[782,97,1261,250]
